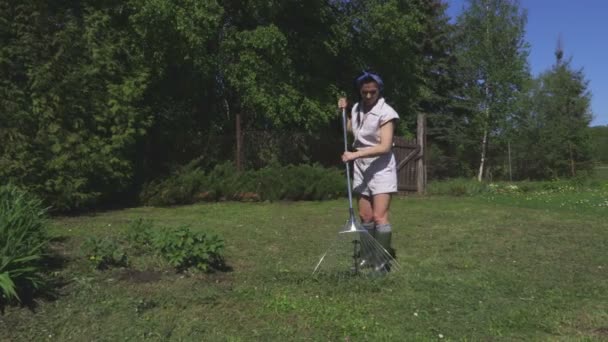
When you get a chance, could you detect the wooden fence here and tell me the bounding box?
[393,114,426,194]
[233,114,427,193]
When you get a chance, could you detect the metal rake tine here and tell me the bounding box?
[312,251,328,275]
[312,234,341,275]
[366,237,401,271]
[358,235,401,273]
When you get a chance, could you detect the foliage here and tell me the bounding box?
[123,218,226,273]
[140,162,346,206]
[2,0,601,213]
[81,236,128,270]
[0,2,151,211]
[150,226,225,272]
[82,218,226,273]
[510,57,594,179]
[124,218,156,254]
[0,184,49,304]
[139,159,208,206]
[417,1,473,179]
[345,0,427,133]
[454,0,530,181]
[127,0,224,181]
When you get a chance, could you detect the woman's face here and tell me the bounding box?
[360,81,380,108]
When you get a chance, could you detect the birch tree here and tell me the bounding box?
[455,0,529,181]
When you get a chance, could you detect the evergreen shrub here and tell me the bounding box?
[141,162,346,206]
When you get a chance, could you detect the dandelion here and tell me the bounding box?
[439,334,444,339]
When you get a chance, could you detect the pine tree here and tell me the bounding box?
[514,42,593,179]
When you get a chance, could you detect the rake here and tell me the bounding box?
[312,107,399,276]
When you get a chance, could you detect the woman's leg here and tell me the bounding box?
[357,195,375,266]
[371,193,391,225]
[358,195,374,224]
[371,193,394,263]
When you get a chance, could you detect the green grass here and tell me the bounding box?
[1,188,607,340]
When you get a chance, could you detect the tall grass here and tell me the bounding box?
[0,184,50,305]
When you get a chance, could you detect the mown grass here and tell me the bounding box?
[1,182,607,340]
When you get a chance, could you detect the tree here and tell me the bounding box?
[512,45,593,179]
[126,0,224,178]
[0,1,151,210]
[0,0,462,210]
[408,0,473,178]
[454,0,530,181]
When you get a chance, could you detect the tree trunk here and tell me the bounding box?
[236,111,243,172]
[508,140,512,181]
[477,128,488,182]
[569,142,576,177]
[477,2,491,183]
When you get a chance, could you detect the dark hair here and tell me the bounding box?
[353,71,384,127]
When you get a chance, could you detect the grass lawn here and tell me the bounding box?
[2,188,607,340]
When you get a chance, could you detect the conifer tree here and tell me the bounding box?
[513,41,593,178]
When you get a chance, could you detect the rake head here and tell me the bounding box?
[313,217,399,277]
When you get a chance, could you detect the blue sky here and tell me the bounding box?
[446,0,608,126]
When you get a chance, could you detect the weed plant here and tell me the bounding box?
[81,236,128,270]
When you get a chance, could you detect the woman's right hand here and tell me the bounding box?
[338,97,348,110]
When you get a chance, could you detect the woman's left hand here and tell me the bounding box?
[342,151,359,162]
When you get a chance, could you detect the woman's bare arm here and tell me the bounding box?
[342,120,395,161]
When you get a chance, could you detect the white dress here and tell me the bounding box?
[350,98,400,196]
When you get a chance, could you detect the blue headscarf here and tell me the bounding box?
[353,71,384,127]
[355,71,384,93]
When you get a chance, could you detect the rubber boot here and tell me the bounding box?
[358,222,375,268]
[375,224,394,273]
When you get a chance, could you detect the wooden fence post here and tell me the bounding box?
[416,113,427,194]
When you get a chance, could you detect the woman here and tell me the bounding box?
[338,71,399,266]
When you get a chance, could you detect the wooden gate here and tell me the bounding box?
[392,114,426,194]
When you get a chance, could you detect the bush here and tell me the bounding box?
[81,237,128,270]
[140,160,208,206]
[140,162,346,206]
[0,185,50,304]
